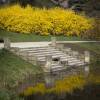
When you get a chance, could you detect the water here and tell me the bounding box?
[20,43,100,100]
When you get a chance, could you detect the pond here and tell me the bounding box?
[20,42,100,100]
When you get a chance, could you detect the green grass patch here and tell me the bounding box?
[0,29,83,42]
[73,42,100,70]
[0,49,42,88]
[75,42,100,55]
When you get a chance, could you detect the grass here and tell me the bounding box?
[73,42,100,65]
[74,42,100,55]
[68,42,100,74]
[0,29,84,42]
[0,49,42,89]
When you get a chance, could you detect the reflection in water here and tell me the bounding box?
[24,84,100,100]
[84,65,90,77]
[22,66,88,96]
[22,67,100,100]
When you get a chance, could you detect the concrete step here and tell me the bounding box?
[26,51,40,53]
[68,59,80,63]
[14,46,64,52]
[37,57,46,60]
[51,65,63,69]
[68,62,84,66]
[37,58,46,62]
[52,54,66,57]
[49,50,60,52]
[18,47,49,51]
[51,66,66,72]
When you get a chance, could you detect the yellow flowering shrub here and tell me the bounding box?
[0,5,93,36]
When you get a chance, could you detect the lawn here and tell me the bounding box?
[0,29,84,42]
[74,42,100,55]
[0,49,42,89]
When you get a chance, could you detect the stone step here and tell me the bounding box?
[77,63,85,66]
[60,56,71,59]
[60,55,71,59]
[60,57,79,61]
[60,58,74,62]
[51,66,66,72]
[52,54,67,58]
[19,49,37,52]
[25,52,47,56]
[37,55,47,58]
[51,65,63,69]
[33,52,48,55]
[37,57,46,60]
[68,62,84,66]
[36,55,78,61]
[37,55,67,60]
[37,58,84,66]
[29,51,51,54]
[18,47,59,52]
[67,58,77,60]
[18,47,49,51]
[19,48,64,54]
[19,52,39,56]
[26,51,40,53]
[26,50,61,54]
[50,50,61,52]
[53,53,66,55]
[27,50,52,53]
[38,59,46,62]
[68,59,80,63]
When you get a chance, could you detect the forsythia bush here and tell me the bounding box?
[0,5,93,36]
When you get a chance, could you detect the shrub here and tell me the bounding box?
[0,5,93,36]
[82,18,100,40]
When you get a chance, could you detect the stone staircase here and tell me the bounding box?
[10,45,88,72]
